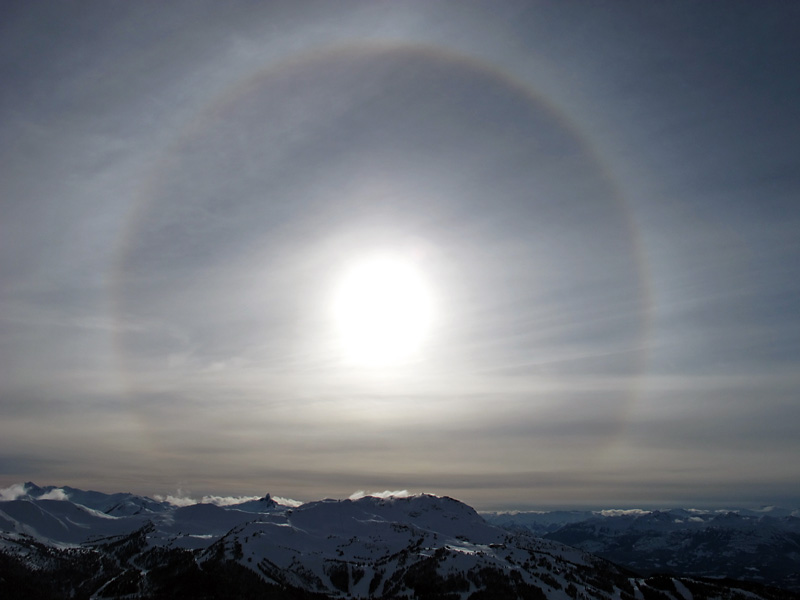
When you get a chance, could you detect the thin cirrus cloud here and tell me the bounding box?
[0,2,798,510]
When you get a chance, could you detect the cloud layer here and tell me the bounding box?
[1,2,798,510]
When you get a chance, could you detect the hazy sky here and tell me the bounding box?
[2,1,799,510]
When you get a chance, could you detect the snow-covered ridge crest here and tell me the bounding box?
[2,483,798,599]
[0,483,598,598]
[0,482,303,512]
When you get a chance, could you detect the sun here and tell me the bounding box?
[333,255,433,366]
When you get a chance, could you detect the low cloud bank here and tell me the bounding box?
[595,509,651,517]
[37,488,69,501]
[272,496,304,507]
[154,490,303,508]
[350,490,412,500]
[154,490,260,507]
[0,483,28,501]
[0,483,69,502]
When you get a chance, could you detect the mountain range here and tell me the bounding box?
[483,507,800,593]
[1,483,798,599]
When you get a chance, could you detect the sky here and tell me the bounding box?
[1,1,799,511]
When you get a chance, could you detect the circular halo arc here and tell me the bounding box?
[109,41,653,458]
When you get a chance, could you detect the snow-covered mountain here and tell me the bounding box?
[484,508,800,593]
[2,482,172,516]
[1,484,797,599]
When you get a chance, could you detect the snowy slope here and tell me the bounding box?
[201,494,607,598]
[2,485,798,599]
[0,498,139,545]
[488,508,800,592]
[7,482,171,516]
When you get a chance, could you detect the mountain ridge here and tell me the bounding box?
[484,508,800,593]
[2,483,798,599]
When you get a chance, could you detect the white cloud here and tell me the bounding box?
[199,494,261,507]
[37,488,69,501]
[272,496,304,508]
[154,490,274,507]
[0,483,28,501]
[349,489,412,500]
[153,490,196,507]
[595,508,651,517]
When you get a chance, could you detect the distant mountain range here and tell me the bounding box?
[483,507,800,593]
[1,483,798,599]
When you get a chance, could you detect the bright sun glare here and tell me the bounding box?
[334,256,433,366]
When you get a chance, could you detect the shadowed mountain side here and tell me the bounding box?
[2,486,799,599]
[485,508,800,592]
